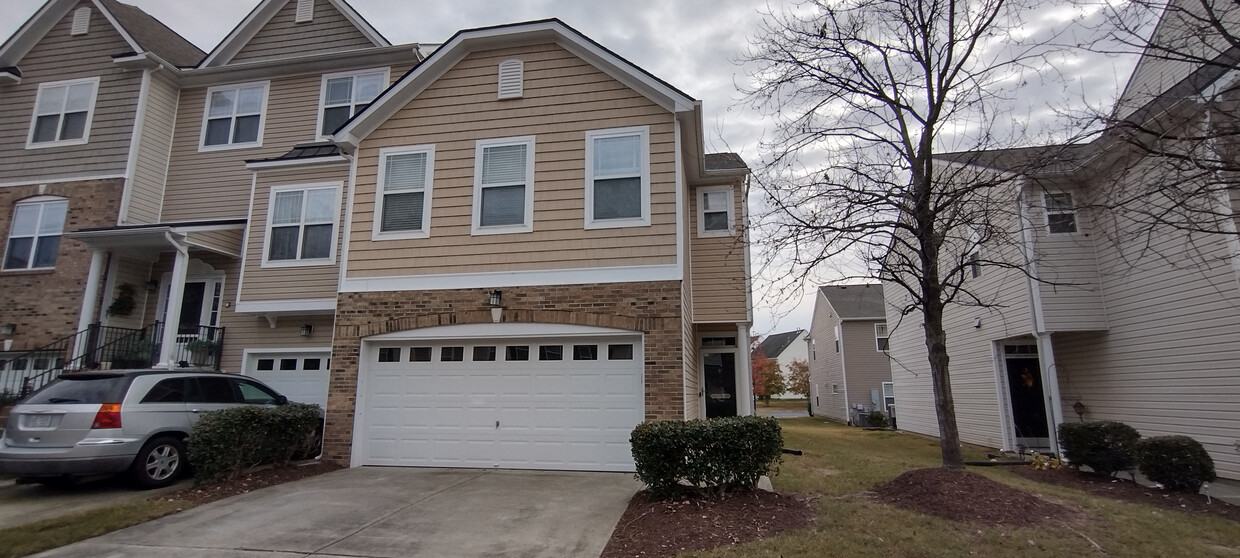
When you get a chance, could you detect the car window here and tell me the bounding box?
[234,379,280,405]
[24,374,129,404]
[141,378,188,403]
[189,377,237,403]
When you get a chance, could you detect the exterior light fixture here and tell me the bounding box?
[1072,401,1087,421]
[145,280,159,292]
[299,324,313,337]
[488,290,502,307]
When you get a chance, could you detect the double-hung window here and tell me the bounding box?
[875,324,890,351]
[318,69,387,138]
[585,126,650,228]
[4,197,68,270]
[1044,192,1078,234]
[200,82,268,150]
[27,77,98,148]
[473,136,534,234]
[374,145,434,239]
[263,184,338,266]
[698,185,734,236]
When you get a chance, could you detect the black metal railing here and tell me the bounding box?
[164,323,226,371]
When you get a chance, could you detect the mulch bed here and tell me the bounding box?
[600,489,816,558]
[874,467,1069,526]
[1012,466,1239,522]
[161,462,342,506]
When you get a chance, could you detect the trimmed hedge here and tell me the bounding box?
[187,403,321,484]
[1136,436,1217,492]
[865,410,890,428]
[631,416,783,499]
[1058,421,1140,477]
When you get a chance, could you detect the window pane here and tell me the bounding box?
[472,346,496,361]
[573,345,598,360]
[10,204,40,235]
[279,358,298,371]
[301,224,333,259]
[594,134,640,175]
[38,202,68,234]
[272,191,303,224]
[481,144,527,184]
[59,111,87,140]
[303,358,322,370]
[142,378,187,403]
[480,185,525,226]
[703,211,728,231]
[33,236,59,268]
[384,152,427,192]
[354,73,384,102]
[204,118,231,145]
[237,381,279,404]
[410,347,432,362]
[4,238,32,269]
[505,346,530,361]
[1045,193,1073,211]
[194,377,236,403]
[593,177,641,220]
[32,115,59,143]
[65,83,93,112]
[1047,213,1076,234]
[703,191,728,212]
[233,115,260,143]
[381,191,424,232]
[608,344,633,360]
[325,77,352,105]
[377,347,401,362]
[441,346,464,362]
[321,106,351,135]
[268,226,299,260]
[36,85,66,114]
[208,89,236,117]
[304,189,336,222]
[256,358,275,371]
[236,86,265,114]
[538,345,562,360]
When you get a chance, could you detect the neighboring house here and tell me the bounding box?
[883,5,1240,480]
[0,0,753,473]
[806,284,891,423]
[753,329,807,399]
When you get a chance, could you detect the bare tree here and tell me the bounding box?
[742,0,1066,468]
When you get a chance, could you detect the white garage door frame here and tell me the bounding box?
[352,323,646,471]
[242,347,333,409]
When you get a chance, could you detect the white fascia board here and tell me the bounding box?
[366,322,642,341]
[340,264,682,293]
[199,0,285,68]
[0,0,75,66]
[234,298,337,314]
[245,155,349,170]
[183,45,417,89]
[91,0,144,54]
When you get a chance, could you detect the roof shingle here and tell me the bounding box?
[819,284,885,319]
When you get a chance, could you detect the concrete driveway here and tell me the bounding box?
[32,467,640,558]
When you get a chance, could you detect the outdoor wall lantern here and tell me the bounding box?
[144,280,159,292]
[488,290,502,307]
[299,324,313,337]
[1073,400,1087,421]
[0,323,15,335]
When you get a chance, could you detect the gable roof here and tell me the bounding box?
[705,152,749,171]
[0,0,200,67]
[333,19,698,149]
[199,0,389,68]
[756,330,805,359]
[819,284,885,319]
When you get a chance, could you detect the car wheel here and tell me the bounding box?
[129,436,185,489]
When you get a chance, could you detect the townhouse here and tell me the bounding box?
[805,284,892,424]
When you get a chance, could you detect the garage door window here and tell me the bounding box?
[539,345,563,360]
[256,358,275,370]
[303,358,322,370]
[279,358,298,370]
[573,345,598,360]
[608,344,634,360]
[505,346,529,361]
[473,346,497,361]
[441,346,464,362]
[410,347,432,362]
[378,347,401,362]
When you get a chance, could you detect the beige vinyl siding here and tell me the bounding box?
[161,64,408,222]
[807,295,847,421]
[186,228,245,258]
[0,2,141,182]
[689,182,748,321]
[101,257,154,330]
[347,43,677,278]
[125,74,178,224]
[240,165,348,302]
[229,0,375,65]
[840,320,892,415]
[1026,183,1110,332]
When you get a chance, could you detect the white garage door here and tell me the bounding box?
[355,331,644,472]
[244,350,331,409]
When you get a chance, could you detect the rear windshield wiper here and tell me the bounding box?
[47,397,81,403]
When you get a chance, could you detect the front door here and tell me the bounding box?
[703,352,737,418]
[1005,356,1049,449]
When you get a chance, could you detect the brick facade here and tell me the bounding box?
[0,179,123,351]
[322,281,685,464]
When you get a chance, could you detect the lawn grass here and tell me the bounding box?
[690,418,1240,558]
[0,498,186,558]
[756,398,808,411]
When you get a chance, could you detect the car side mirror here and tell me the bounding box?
[275,395,288,405]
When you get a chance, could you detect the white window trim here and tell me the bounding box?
[584,126,650,230]
[25,76,100,150]
[198,80,270,152]
[2,196,68,272]
[260,182,342,268]
[697,184,735,237]
[315,67,390,141]
[372,144,434,241]
[1043,191,1078,235]
[472,135,535,235]
[875,323,890,352]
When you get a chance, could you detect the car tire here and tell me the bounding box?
[129,436,186,489]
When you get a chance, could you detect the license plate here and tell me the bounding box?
[26,415,53,428]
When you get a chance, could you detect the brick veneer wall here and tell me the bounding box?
[323,281,685,464]
[0,179,123,351]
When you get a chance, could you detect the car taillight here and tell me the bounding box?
[92,404,122,429]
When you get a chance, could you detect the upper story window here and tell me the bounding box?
[318,69,387,138]
[374,145,434,239]
[472,136,535,235]
[3,197,68,271]
[27,77,99,149]
[966,226,982,279]
[200,82,268,151]
[833,325,841,353]
[1044,192,1077,234]
[875,324,890,352]
[263,184,339,266]
[585,126,650,229]
[698,185,735,236]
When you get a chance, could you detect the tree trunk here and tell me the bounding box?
[922,300,965,469]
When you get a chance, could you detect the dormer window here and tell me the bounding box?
[71,7,90,36]
[497,59,523,99]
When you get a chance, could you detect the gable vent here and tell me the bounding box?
[71,7,91,36]
[295,0,315,23]
[497,59,524,99]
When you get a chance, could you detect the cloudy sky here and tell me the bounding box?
[0,0,1140,338]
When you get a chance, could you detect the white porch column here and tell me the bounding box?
[71,250,107,367]
[736,323,754,416]
[1035,332,1066,456]
[156,240,190,368]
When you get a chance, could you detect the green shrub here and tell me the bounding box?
[865,410,889,428]
[1136,436,1217,492]
[187,403,321,484]
[1058,421,1140,477]
[630,416,783,499]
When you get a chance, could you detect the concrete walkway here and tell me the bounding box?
[31,467,640,558]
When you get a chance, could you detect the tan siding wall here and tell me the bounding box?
[229,0,375,64]
[100,257,154,331]
[841,320,892,414]
[1027,183,1110,331]
[240,165,348,302]
[186,229,244,257]
[125,73,178,224]
[161,64,409,222]
[347,44,677,278]
[807,296,847,421]
[0,2,141,182]
[689,181,749,322]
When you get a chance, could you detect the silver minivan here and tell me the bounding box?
[0,370,296,488]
